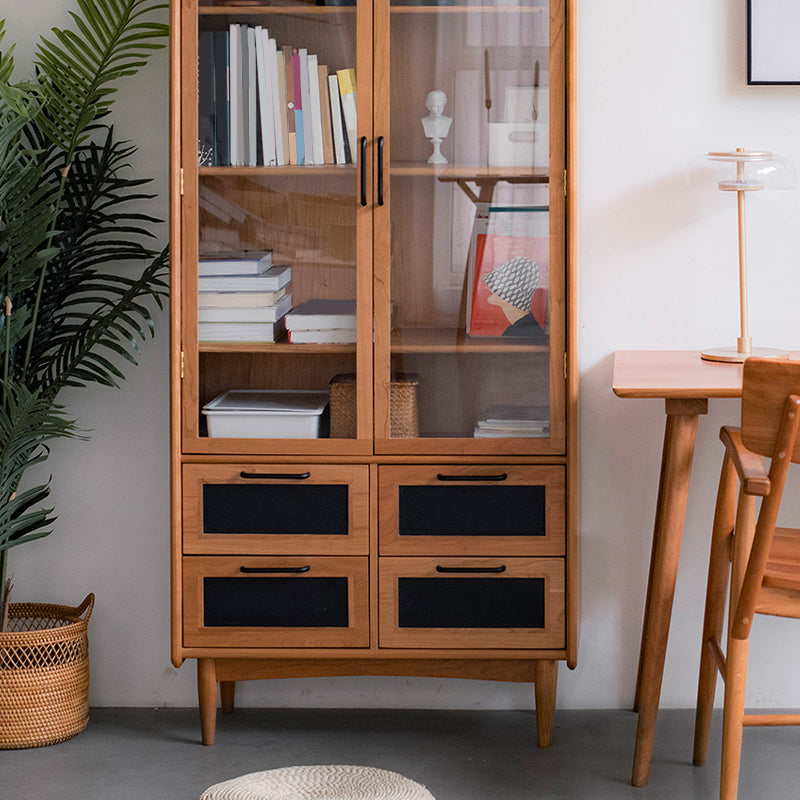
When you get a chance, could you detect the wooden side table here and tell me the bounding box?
[612,351,752,787]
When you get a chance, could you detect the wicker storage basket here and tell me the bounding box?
[0,593,94,749]
[330,373,419,438]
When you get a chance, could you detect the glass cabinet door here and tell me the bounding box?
[373,0,565,454]
[181,0,373,455]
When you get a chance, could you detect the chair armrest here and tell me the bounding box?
[720,426,771,496]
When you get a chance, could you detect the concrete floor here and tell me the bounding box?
[1,707,799,799]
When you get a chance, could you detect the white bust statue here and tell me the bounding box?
[421,90,452,164]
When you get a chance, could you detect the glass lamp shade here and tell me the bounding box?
[686,148,796,363]
[687,149,797,193]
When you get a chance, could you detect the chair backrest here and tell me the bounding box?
[741,358,800,463]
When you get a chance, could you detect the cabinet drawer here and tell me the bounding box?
[183,463,369,555]
[379,557,565,649]
[183,556,369,648]
[378,465,565,556]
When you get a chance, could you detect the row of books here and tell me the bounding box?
[198,25,357,168]
[198,252,293,342]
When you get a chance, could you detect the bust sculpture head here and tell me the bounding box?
[421,90,452,164]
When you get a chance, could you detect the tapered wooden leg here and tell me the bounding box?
[631,399,706,787]
[220,681,236,714]
[197,658,218,746]
[694,453,737,767]
[720,636,748,800]
[534,660,558,748]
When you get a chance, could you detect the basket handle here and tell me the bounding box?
[73,593,95,621]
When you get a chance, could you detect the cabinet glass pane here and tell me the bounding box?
[193,8,362,441]
[204,577,349,627]
[386,1,556,441]
[397,577,545,628]
[203,484,349,535]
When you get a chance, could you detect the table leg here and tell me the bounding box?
[631,398,707,787]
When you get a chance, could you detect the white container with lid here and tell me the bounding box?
[202,390,329,438]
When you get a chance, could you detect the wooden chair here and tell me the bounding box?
[693,358,800,800]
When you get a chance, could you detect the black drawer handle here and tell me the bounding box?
[239,471,311,480]
[436,473,508,482]
[377,135,384,206]
[240,565,311,574]
[435,565,507,574]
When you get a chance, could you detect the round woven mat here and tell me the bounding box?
[198,765,435,800]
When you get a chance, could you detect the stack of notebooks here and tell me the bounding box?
[285,299,357,344]
[198,24,357,168]
[473,405,550,438]
[198,252,292,342]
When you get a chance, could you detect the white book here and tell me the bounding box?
[228,24,241,166]
[328,74,346,164]
[307,54,325,167]
[198,251,272,276]
[298,48,315,164]
[199,288,288,308]
[337,68,357,162]
[246,25,257,167]
[265,34,284,165]
[273,44,289,166]
[288,328,357,344]
[198,264,292,292]
[199,317,286,343]
[254,26,276,166]
[199,294,293,323]
[285,299,356,330]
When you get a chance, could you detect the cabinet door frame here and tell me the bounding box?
[183,463,370,555]
[379,556,565,649]
[184,555,370,648]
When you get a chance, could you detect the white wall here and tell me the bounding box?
[5,0,800,712]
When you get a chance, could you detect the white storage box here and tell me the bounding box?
[202,390,329,438]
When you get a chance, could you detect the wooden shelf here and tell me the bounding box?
[199,5,356,15]
[391,327,548,353]
[199,164,356,176]
[391,163,549,182]
[390,4,546,13]
[199,340,356,353]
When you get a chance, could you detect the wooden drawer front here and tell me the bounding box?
[379,465,565,556]
[379,557,565,649]
[183,556,369,648]
[183,464,369,555]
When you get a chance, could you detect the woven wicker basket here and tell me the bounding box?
[330,373,419,438]
[0,593,94,749]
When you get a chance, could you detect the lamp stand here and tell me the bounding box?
[701,148,789,363]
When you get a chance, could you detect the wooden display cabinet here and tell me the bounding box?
[170,0,578,747]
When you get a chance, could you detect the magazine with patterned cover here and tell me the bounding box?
[466,205,549,338]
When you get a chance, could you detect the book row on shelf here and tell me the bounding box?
[198,24,357,168]
[197,252,357,342]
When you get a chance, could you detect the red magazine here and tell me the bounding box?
[466,206,549,338]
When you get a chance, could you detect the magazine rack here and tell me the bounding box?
[169,0,578,747]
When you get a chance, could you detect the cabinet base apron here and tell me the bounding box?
[195,657,559,747]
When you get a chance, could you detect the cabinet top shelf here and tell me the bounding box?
[199,4,545,14]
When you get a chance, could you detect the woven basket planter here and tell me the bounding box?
[0,593,94,749]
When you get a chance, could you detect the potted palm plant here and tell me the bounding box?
[0,0,169,747]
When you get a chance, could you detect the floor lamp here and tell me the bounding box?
[688,148,795,363]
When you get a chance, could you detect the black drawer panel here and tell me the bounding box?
[398,485,545,536]
[203,484,348,535]
[203,577,349,627]
[397,577,545,628]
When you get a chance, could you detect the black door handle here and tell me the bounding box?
[239,471,311,480]
[435,565,507,574]
[360,136,367,206]
[377,136,384,206]
[240,565,311,574]
[436,473,508,482]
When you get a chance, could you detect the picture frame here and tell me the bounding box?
[747,0,800,85]
[466,204,549,339]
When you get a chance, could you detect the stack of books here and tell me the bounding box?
[198,24,357,168]
[285,299,357,344]
[198,252,292,342]
[473,405,550,438]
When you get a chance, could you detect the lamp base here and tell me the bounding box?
[700,346,789,363]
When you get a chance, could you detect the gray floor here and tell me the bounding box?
[1,707,799,799]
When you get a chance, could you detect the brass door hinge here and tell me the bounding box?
[180,168,185,196]
[180,350,185,379]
